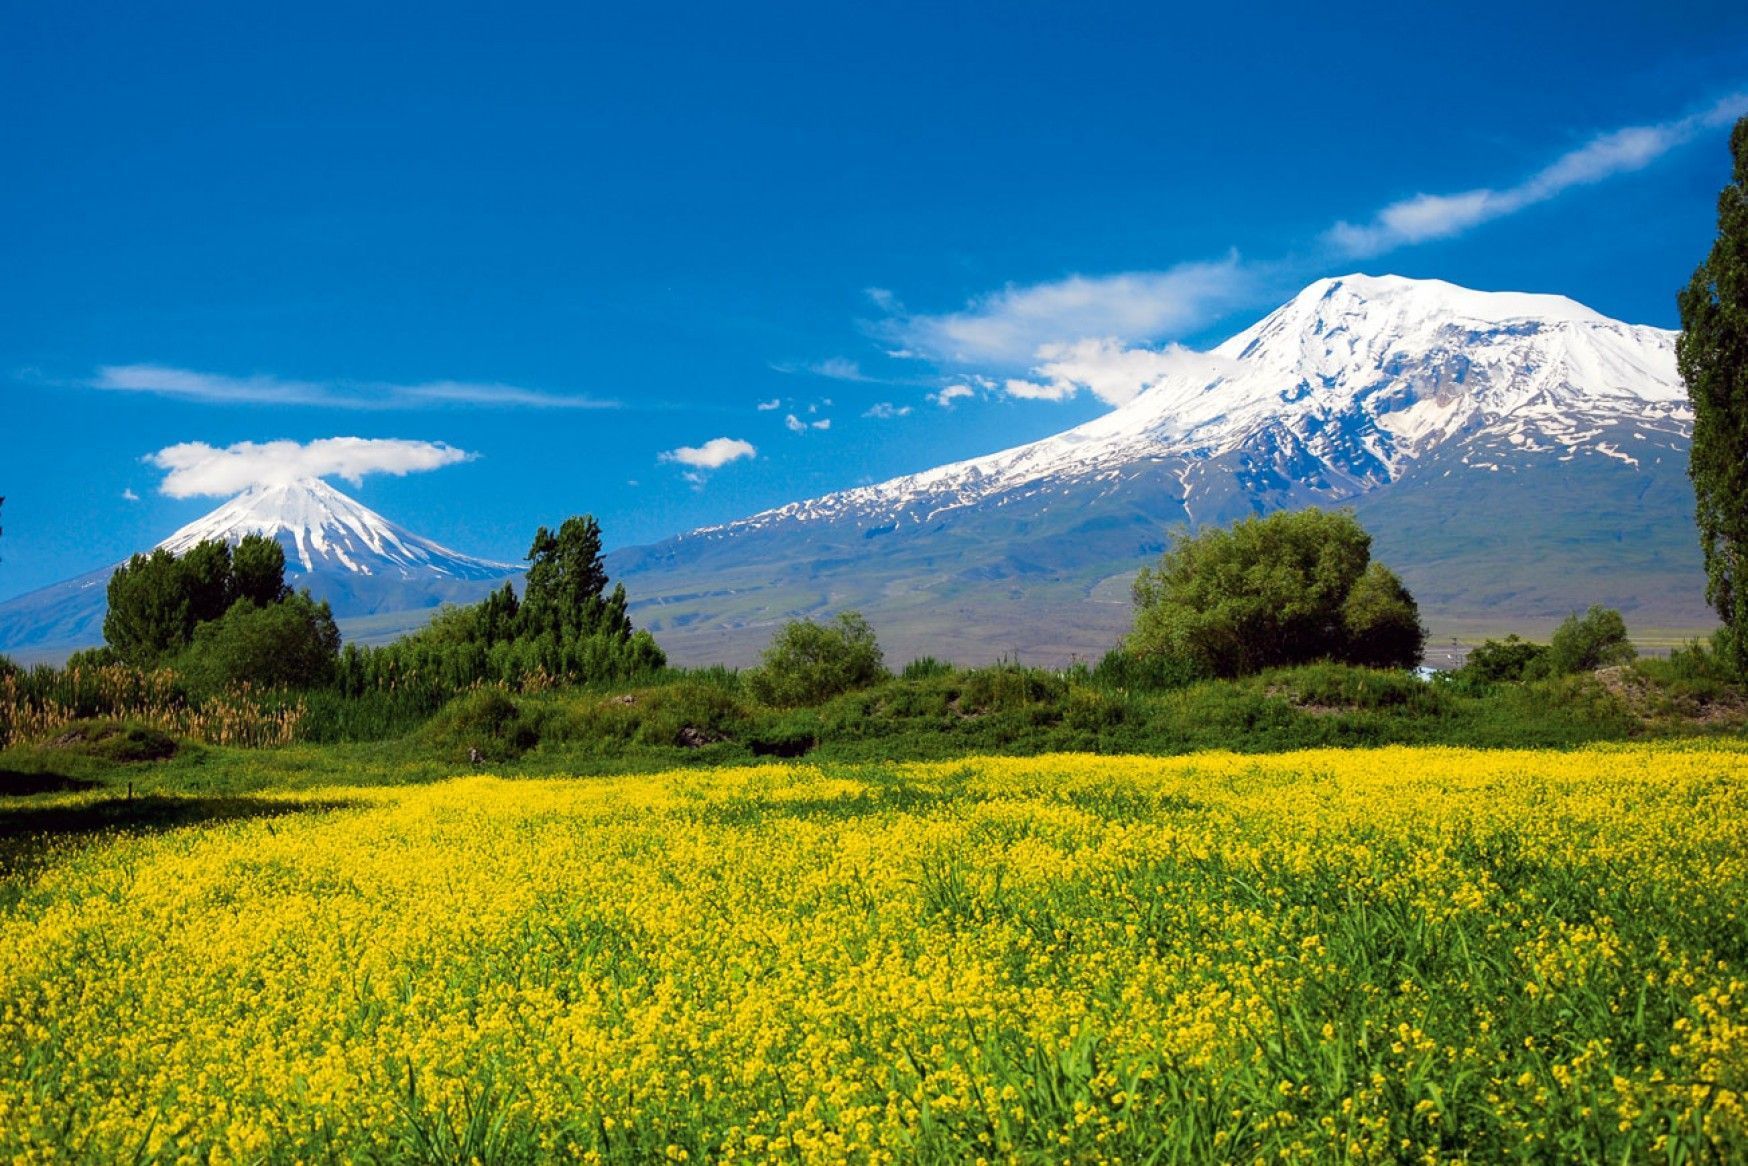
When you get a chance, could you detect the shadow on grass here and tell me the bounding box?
[0,794,363,908]
[0,769,101,797]
[0,793,359,841]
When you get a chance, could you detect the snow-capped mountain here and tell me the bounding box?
[611,274,1709,665]
[692,275,1687,536]
[0,480,520,658]
[157,479,516,581]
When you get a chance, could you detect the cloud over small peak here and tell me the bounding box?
[147,437,475,498]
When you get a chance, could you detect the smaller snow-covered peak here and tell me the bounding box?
[156,478,518,581]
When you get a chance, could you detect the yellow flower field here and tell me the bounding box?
[2,746,1746,1162]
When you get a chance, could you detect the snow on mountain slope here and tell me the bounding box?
[156,479,517,580]
[689,274,1686,537]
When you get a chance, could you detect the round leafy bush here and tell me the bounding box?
[745,612,887,707]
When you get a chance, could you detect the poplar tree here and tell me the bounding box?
[1677,116,1748,671]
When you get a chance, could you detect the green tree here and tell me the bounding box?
[180,540,234,627]
[104,549,194,666]
[1542,605,1636,676]
[176,591,341,694]
[1125,509,1423,678]
[521,516,621,640]
[1678,115,1748,672]
[1460,634,1548,683]
[104,535,296,668]
[1342,562,1427,670]
[231,534,291,608]
[746,611,887,706]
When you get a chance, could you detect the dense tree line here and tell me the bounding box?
[98,534,342,692]
[336,515,665,697]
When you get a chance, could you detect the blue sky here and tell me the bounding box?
[3,1,1747,598]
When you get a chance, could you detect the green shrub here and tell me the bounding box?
[901,657,954,681]
[958,664,1066,714]
[420,688,539,762]
[1063,687,1127,732]
[175,593,341,696]
[62,647,116,671]
[1460,635,1548,683]
[1542,606,1636,676]
[1126,509,1423,679]
[550,683,753,751]
[1265,662,1447,714]
[744,612,887,707]
[1090,648,1199,692]
[627,683,749,747]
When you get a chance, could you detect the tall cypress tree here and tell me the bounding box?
[1678,116,1748,672]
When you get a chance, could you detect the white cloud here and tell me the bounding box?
[784,413,807,433]
[756,397,783,411]
[928,384,977,409]
[1001,377,1079,402]
[811,418,831,431]
[863,402,913,419]
[121,488,140,502]
[1004,339,1242,407]
[147,437,474,498]
[659,436,757,470]
[881,255,1255,366]
[90,364,614,410]
[1327,92,1748,256]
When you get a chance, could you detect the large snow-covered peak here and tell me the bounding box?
[689,274,1688,538]
[1237,273,1608,345]
[156,478,518,581]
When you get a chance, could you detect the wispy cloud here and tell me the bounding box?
[863,402,913,419]
[121,488,140,502]
[784,413,832,433]
[1326,92,1748,256]
[147,437,474,498]
[659,436,757,470]
[90,364,616,410]
[882,255,1255,367]
[755,397,783,411]
[771,356,871,382]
